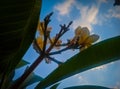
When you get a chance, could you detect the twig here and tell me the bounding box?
[49,46,70,55]
[48,35,53,44]
[46,21,73,54]
[47,56,64,65]
[55,43,68,46]
[49,44,80,55]
[42,12,53,53]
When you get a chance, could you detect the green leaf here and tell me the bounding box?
[50,83,60,89]
[18,67,43,89]
[0,0,42,75]
[35,36,120,89]
[64,85,111,89]
[16,60,29,69]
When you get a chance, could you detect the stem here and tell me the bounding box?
[43,12,53,53]
[49,46,70,55]
[55,42,68,47]
[47,56,63,65]
[49,43,80,55]
[48,35,53,44]
[8,55,44,89]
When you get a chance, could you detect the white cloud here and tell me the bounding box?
[113,82,120,89]
[74,74,89,84]
[91,65,107,71]
[106,7,120,19]
[72,4,99,31]
[54,0,120,32]
[54,1,104,31]
[91,62,115,71]
[54,0,75,16]
[98,0,107,4]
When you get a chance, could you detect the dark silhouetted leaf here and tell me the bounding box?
[0,0,42,75]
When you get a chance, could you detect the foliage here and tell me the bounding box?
[0,0,42,74]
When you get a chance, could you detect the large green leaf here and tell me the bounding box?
[0,0,42,74]
[64,85,111,89]
[36,36,120,89]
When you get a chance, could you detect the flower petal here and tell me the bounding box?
[78,27,90,44]
[81,27,90,39]
[80,46,87,51]
[75,26,82,36]
[84,34,99,44]
[36,37,44,50]
[37,22,44,35]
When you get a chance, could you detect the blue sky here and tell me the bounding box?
[15,0,120,89]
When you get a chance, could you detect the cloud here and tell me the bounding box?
[98,0,107,5]
[113,82,120,89]
[54,0,75,16]
[74,74,89,84]
[54,0,119,32]
[91,65,107,71]
[106,7,120,19]
[72,4,99,31]
[91,62,115,71]
[54,1,104,31]
[74,74,84,80]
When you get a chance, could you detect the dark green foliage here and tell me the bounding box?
[0,0,42,75]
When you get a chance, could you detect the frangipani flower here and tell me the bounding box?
[74,26,99,51]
